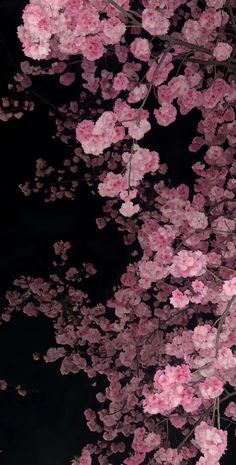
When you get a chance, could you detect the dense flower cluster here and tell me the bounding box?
[194,422,227,464]
[1,0,236,464]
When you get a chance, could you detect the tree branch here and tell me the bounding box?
[215,295,236,356]
[226,0,236,34]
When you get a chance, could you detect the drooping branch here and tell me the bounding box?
[215,295,236,356]
[106,0,236,72]
[226,0,236,34]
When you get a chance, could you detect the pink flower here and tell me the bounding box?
[22,4,52,38]
[202,78,230,109]
[103,17,126,44]
[54,241,71,260]
[154,448,183,465]
[132,427,161,453]
[80,36,105,61]
[213,42,233,61]
[170,415,187,428]
[130,38,151,62]
[59,72,75,86]
[170,289,190,308]
[206,0,226,8]
[98,172,127,197]
[223,277,236,297]
[154,364,192,388]
[196,458,220,465]
[73,449,91,465]
[49,62,67,74]
[170,250,207,278]
[142,8,170,35]
[192,280,206,293]
[0,380,7,390]
[225,401,236,421]
[127,118,151,140]
[182,20,203,43]
[119,201,140,217]
[128,84,148,103]
[199,376,224,399]
[192,325,217,351]
[76,120,94,142]
[113,72,129,91]
[217,348,236,369]
[76,7,101,36]
[148,226,175,249]
[76,112,124,155]
[44,347,66,363]
[154,103,177,126]
[195,422,227,461]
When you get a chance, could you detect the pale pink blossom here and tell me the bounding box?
[98,172,127,197]
[102,17,126,44]
[199,376,224,399]
[192,325,217,351]
[225,401,236,421]
[113,72,129,91]
[217,347,236,369]
[213,42,233,61]
[142,8,170,35]
[130,38,151,62]
[154,103,177,126]
[119,201,140,217]
[59,72,75,86]
[206,0,226,8]
[223,277,236,297]
[80,36,105,61]
[182,20,203,43]
[170,250,207,278]
[170,289,190,308]
[194,422,227,461]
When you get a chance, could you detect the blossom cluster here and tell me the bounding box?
[2,0,236,464]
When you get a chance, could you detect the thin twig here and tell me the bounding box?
[136,45,171,122]
[206,267,223,282]
[217,397,221,429]
[106,0,141,25]
[226,0,236,34]
[215,295,236,356]
[178,390,236,450]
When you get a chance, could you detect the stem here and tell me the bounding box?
[188,57,236,72]
[212,398,217,425]
[164,307,190,324]
[226,0,236,34]
[215,295,236,356]
[207,267,223,282]
[178,408,211,450]
[220,390,236,404]
[127,139,136,194]
[217,397,221,430]
[178,391,236,450]
[26,89,59,114]
[165,419,169,446]
[136,45,171,122]
[218,265,236,274]
[220,415,236,425]
[106,0,236,73]
[106,0,141,26]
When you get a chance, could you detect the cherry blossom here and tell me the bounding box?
[1,0,236,463]
[213,42,233,61]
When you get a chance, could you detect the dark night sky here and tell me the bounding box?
[0,3,127,462]
[0,2,213,465]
